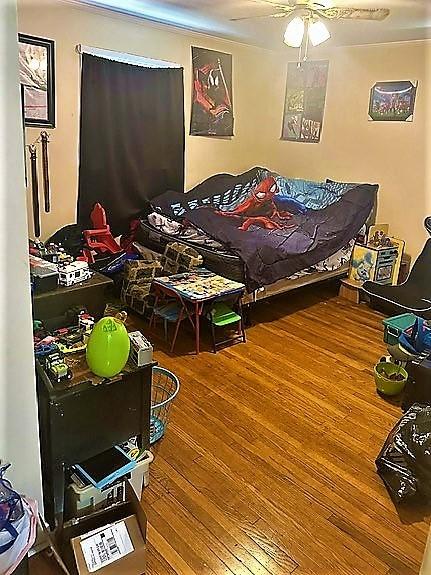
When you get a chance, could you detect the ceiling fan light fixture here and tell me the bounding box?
[308,19,331,46]
[284,16,305,48]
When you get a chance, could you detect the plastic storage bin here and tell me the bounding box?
[383,313,417,345]
[67,451,154,518]
[129,451,154,497]
[67,479,126,518]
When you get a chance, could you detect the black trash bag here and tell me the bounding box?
[376,404,431,503]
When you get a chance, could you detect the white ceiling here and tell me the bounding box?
[78,0,431,50]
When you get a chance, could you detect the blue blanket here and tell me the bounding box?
[153,167,378,289]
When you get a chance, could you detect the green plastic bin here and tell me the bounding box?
[382,313,416,346]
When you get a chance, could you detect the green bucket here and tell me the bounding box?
[374,361,408,396]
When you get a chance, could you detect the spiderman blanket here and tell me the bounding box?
[153,167,378,290]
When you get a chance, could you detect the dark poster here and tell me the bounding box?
[282,60,329,143]
[190,46,233,137]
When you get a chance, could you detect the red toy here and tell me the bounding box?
[81,203,122,263]
[216,176,294,231]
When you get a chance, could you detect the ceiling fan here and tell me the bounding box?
[231,0,390,59]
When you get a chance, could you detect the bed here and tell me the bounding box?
[136,167,378,302]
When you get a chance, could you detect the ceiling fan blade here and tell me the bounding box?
[318,7,390,21]
[230,11,288,21]
[251,0,297,12]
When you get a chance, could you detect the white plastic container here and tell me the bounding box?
[129,331,153,367]
[68,480,125,518]
[68,451,154,519]
[129,451,154,498]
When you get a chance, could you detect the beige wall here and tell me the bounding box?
[18,0,275,241]
[18,0,430,258]
[263,41,431,260]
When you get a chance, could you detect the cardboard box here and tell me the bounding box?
[69,482,146,575]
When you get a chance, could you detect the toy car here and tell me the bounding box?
[78,311,94,333]
[44,352,72,383]
[35,342,59,357]
[58,261,92,287]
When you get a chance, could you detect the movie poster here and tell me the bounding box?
[190,47,234,137]
[281,60,329,143]
[368,81,417,122]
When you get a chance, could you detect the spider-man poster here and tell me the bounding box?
[190,47,234,137]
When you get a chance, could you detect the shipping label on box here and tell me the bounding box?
[80,521,134,572]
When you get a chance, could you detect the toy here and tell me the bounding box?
[57,340,86,355]
[129,331,153,367]
[81,203,123,264]
[29,255,59,293]
[35,342,59,357]
[86,313,130,378]
[44,352,72,383]
[58,261,92,287]
[78,311,95,335]
[29,239,71,264]
[349,243,399,286]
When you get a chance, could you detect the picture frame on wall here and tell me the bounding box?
[18,33,55,128]
[368,80,417,122]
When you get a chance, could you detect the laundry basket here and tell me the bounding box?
[150,367,180,445]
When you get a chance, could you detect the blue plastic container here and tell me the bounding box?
[382,313,417,346]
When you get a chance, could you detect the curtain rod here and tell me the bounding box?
[76,44,181,69]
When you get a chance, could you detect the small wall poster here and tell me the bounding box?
[368,81,417,122]
[281,60,329,143]
[190,47,234,137]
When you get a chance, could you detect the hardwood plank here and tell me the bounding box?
[30,285,429,574]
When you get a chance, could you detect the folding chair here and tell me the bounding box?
[149,284,195,352]
[206,297,246,353]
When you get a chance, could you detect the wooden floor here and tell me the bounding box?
[30,283,430,575]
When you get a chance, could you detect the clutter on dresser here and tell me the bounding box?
[29,239,71,264]
[29,241,93,294]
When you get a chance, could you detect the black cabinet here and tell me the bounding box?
[36,358,153,532]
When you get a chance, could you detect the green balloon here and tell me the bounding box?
[86,316,130,378]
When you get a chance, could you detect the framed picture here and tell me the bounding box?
[190,47,233,137]
[368,81,417,122]
[281,60,329,143]
[18,33,55,128]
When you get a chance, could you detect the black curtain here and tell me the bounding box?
[77,54,184,235]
